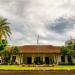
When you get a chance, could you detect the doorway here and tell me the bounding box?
[45,57,49,64]
[35,57,41,64]
[27,57,32,64]
[61,56,65,63]
[12,56,16,62]
[68,56,72,64]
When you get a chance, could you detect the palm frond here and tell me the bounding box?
[0,17,11,40]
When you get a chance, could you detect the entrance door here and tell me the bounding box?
[27,57,32,64]
[68,56,72,64]
[12,56,16,62]
[45,57,49,64]
[61,56,65,63]
[35,57,40,64]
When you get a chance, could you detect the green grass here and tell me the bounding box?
[0,65,75,71]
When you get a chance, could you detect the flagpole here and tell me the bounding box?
[37,34,40,64]
[37,35,39,45]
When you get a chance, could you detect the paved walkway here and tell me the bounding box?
[0,71,75,75]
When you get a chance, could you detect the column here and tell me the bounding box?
[65,56,68,63]
[10,54,12,64]
[71,56,74,63]
[43,56,45,64]
[18,54,21,64]
[32,56,34,64]
[56,55,61,64]
[54,56,56,64]
[20,54,23,64]
[56,55,58,64]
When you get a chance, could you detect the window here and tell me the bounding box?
[0,60,1,63]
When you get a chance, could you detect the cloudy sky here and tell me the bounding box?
[0,0,75,46]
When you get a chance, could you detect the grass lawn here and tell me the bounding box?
[0,65,75,71]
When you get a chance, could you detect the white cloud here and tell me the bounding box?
[0,0,75,46]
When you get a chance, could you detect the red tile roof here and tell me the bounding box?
[17,45,61,54]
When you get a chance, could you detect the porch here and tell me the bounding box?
[13,54,59,65]
[12,54,75,65]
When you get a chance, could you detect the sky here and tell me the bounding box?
[0,0,75,46]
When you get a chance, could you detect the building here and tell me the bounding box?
[10,45,75,65]
[11,45,60,65]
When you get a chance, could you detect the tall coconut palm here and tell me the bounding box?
[0,17,11,40]
[0,17,11,64]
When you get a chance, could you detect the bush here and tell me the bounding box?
[59,62,75,65]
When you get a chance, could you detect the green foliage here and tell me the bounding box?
[0,39,8,52]
[61,47,68,56]
[0,17,11,40]
[61,41,75,56]
[68,41,72,45]
[2,50,10,64]
[0,17,12,64]
[73,44,75,50]
[12,47,19,54]
[2,40,8,47]
[0,39,9,64]
[3,50,9,57]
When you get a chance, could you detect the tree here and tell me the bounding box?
[2,50,10,64]
[61,42,75,64]
[0,17,11,40]
[61,45,73,56]
[61,46,69,56]
[0,39,10,64]
[0,17,12,64]
[11,47,19,64]
[73,44,75,50]
[12,47,19,54]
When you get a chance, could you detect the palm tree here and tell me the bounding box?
[0,17,11,64]
[0,39,9,64]
[0,17,11,40]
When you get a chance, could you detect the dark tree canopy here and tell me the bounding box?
[12,47,19,54]
[0,39,8,52]
[61,41,75,56]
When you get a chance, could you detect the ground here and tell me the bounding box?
[0,71,75,75]
[0,65,75,71]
